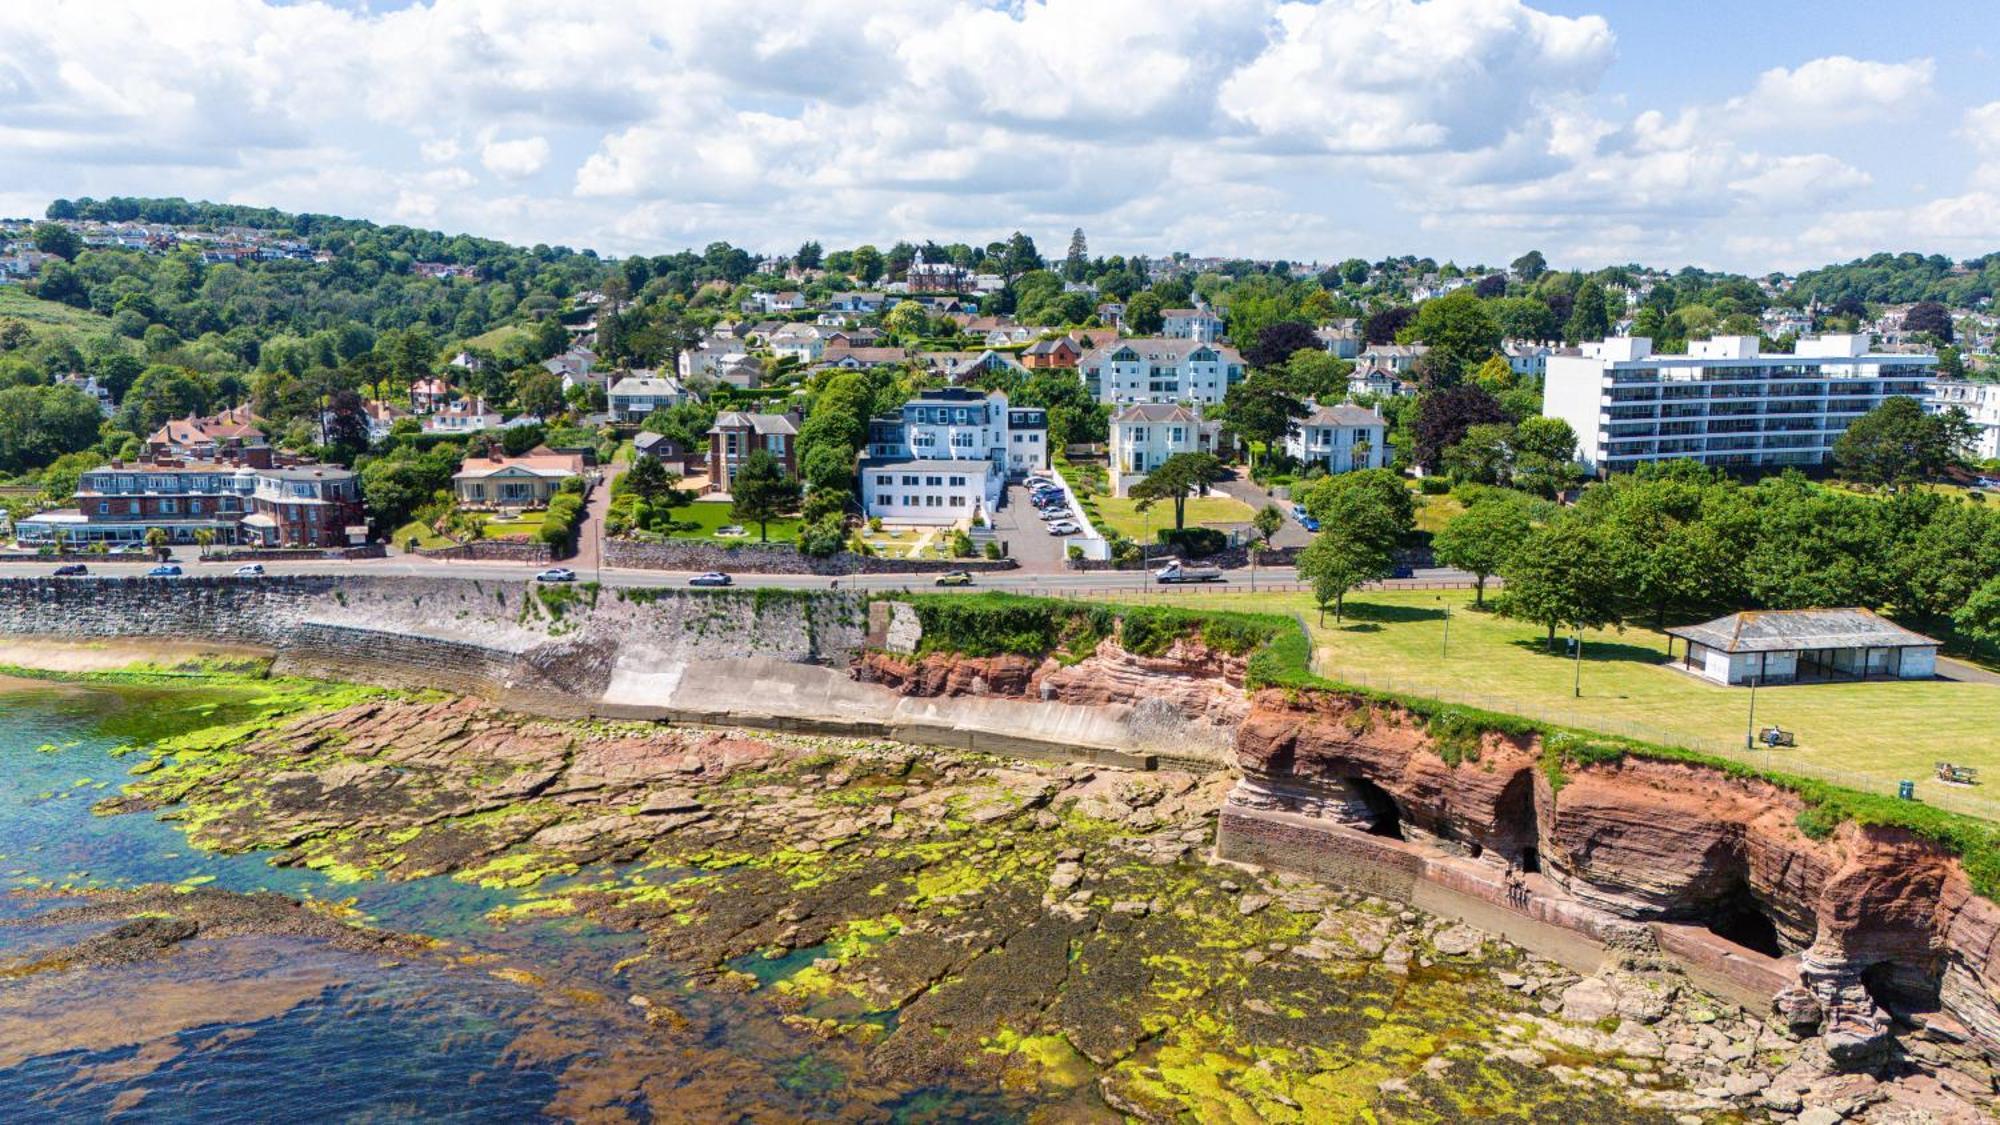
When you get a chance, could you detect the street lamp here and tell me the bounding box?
[1572,627,1583,698]
[1439,595,1450,659]
[1744,673,1760,751]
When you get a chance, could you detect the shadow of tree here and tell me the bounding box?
[1337,600,1447,625]
[1505,637,1670,665]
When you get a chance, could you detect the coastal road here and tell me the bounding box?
[0,553,1477,597]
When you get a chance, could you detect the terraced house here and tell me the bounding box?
[1080,338,1247,406]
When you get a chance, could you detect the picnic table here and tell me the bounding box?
[1758,726,1795,748]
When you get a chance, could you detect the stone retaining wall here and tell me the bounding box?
[415,540,557,563]
[604,538,1018,575]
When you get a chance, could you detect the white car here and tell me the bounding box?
[535,567,577,583]
[690,571,733,587]
[1046,520,1080,535]
[234,563,266,577]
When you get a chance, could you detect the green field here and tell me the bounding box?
[456,323,532,355]
[390,520,454,549]
[0,286,119,335]
[1092,494,1256,540]
[1137,587,2000,817]
[480,510,547,538]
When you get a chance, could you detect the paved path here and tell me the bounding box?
[1213,472,1311,547]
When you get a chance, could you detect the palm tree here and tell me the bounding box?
[144,527,169,561]
[194,529,215,559]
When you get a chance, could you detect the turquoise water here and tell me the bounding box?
[0,682,1033,1122]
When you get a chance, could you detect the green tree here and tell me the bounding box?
[1564,280,1610,343]
[32,222,81,261]
[1511,250,1547,282]
[1833,397,1974,486]
[729,448,801,542]
[1123,291,1164,334]
[1411,290,1502,375]
[1063,228,1089,283]
[851,245,884,284]
[1127,452,1224,530]
[1219,373,1307,470]
[1299,468,1416,541]
[1252,503,1284,548]
[885,300,928,341]
[1509,415,1581,497]
[144,526,170,560]
[1495,518,1621,650]
[1296,486,1400,624]
[1430,492,1532,606]
[1955,576,2000,658]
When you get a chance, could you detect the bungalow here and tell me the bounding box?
[823,346,909,370]
[452,449,584,507]
[608,375,693,421]
[1664,608,1940,686]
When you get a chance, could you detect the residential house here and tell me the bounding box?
[452,449,584,507]
[15,457,364,549]
[925,349,1028,384]
[1022,334,1084,369]
[826,292,887,315]
[1284,403,1387,474]
[905,250,970,294]
[1503,341,1559,379]
[1347,366,1411,399]
[633,432,706,478]
[1080,338,1247,405]
[608,375,694,422]
[541,346,597,383]
[1161,308,1223,342]
[56,373,114,417]
[1096,302,1125,329]
[1356,344,1429,375]
[766,331,827,364]
[1107,403,1222,497]
[409,378,454,414]
[707,412,799,492]
[1545,335,1936,474]
[147,406,267,464]
[826,327,884,350]
[357,400,410,442]
[1316,321,1362,359]
[423,396,504,436]
[984,324,1042,347]
[823,346,909,370]
[1665,608,1939,685]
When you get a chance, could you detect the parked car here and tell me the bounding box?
[1046,520,1080,535]
[147,564,182,577]
[1297,514,1320,532]
[52,563,87,576]
[234,563,266,577]
[535,567,577,583]
[1038,508,1071,521]
[690,572,733,587]
[934,570,975,587]
[1390,565,1414,579]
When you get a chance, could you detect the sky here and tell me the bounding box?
[2,0,1995,274]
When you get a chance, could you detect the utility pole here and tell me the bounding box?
[1440,596,1450,659]
[1744,673,1759,751]
[1572,628,1583,698]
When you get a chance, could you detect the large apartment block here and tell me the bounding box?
[1079,338,1246,406]
[860,388,1047,523]
[15,458,365,548]
[1544,335,1936,474]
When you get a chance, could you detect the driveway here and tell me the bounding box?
[1213,471,1310,547]
[988,482,1073,574]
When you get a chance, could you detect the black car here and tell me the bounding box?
[53,563,88,576]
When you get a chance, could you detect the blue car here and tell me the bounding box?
[1298,514,1320,532]
[147,564,183,577]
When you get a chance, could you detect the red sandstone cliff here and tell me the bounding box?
[1230,686,2000,1064]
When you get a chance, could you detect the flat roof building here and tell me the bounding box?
[1544,335,1935,474]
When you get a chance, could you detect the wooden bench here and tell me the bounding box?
[1758,727,1796,748]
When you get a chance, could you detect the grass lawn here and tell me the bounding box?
[0,286,119,335]
[1093,494,1256,540]
[390,520,454,549]
[1413,490,1464,534]
[479,510,547,538]
[859,526,955,560]
[1145,586,2000,818]
[457,323,532,354]
[668,499,801,543]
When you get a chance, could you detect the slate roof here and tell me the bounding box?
[1665,609,1938,653]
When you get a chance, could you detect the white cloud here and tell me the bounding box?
[1725,56,1934,130]
[0,1,1985,271]
[480,135,549,180]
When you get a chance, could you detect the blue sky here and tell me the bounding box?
[2,0,1994,273]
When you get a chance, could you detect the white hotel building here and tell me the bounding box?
[860,388,1047,524]
[1544,335,1935,474]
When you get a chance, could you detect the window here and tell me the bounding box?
[902,475,919,486]
[926,495,940,507]
[189,500,202,514]
[97,501,108,515]
[949,475,966,486]
[128,500,140,515]
[925,476,943,487]
[950,496,965,506]
[875,475,892,486]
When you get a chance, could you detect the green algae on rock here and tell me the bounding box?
[77,691,1777,1120]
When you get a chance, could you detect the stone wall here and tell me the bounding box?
[605,538,1018,575]
[414,540,557,563]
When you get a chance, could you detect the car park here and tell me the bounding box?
[234,563,266,577]
[535,567,577,583]
[147,564,183,577]
[690,572,733,587]
[934,570,975,587]
[53,563,87,576]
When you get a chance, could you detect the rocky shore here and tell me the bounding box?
[69,689,1993,1120]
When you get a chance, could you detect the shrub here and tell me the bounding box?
[868,516,884,532]
[950,529,975,557]
[1418,476,1452,495]
[538,493,585,548]
[1156,527,1228,558]
[983,541,1003,560]
[557,476,586,495]
[1066,544,1084,561]
[797,515,847,557]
